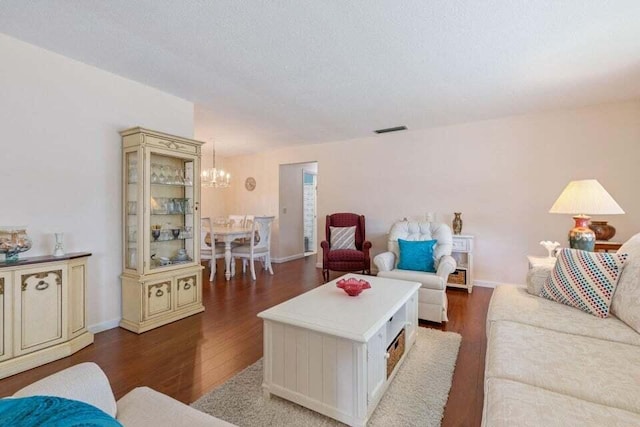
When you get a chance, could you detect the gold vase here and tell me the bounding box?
[452,213,463,235]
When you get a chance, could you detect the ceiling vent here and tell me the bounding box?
[374,126,407,134]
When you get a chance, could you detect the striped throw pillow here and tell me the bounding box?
[540,248,628,318]
[330,226,357,250]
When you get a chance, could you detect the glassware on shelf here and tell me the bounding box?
[0,227,33,262]
[149,197,192,215]
[166,198,175,214]
[151,224,161,241]
[182,169,191,186]
[128,160,138,184]
[173,168,183,185]
[151,163,159,184]
[158,165,167,184]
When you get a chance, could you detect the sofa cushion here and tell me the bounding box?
[13,362,118,418]
[329,226,356,250]
[483,378,640,427]
[0,395,122,426]
[486,321,640,414]
[377,269,445,290]
[612,232,640,334]
[117,387,234,427]
[397,239,436,272]
[487,285,640,346]
[526,256,556,296]
[540,248,627,318]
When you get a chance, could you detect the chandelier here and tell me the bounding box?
[201,143,231,188]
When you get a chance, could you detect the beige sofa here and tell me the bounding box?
[13,362,234,426]
[483,236,640,426]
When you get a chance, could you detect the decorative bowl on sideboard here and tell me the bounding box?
[0,227,32,262]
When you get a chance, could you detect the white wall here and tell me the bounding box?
[217,101,640,285]
[0,34,194,331]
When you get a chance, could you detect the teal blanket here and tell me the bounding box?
[0,395,122,426]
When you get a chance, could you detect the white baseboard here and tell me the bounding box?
[273,253,306,263]
[88,318,121,334]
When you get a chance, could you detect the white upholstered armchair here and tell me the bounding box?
[374,221,456,323]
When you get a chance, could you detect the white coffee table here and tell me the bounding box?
[258,274,421,426]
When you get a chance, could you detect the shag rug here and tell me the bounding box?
[191,327,462,426]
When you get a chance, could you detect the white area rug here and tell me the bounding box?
[192,327,462,426]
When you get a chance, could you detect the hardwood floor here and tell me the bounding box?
[0,257,492,426]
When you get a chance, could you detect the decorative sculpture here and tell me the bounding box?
[540,240,561,258]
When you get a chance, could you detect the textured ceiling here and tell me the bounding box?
[1,1,639,155]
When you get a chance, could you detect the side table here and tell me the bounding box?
[526,256,556,295]
[594,241,623,252]
[448,235,474,293]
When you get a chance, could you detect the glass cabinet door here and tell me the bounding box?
[125,151,139,271]
[147,151,196,272]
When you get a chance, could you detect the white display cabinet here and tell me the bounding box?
[120,128,205,334]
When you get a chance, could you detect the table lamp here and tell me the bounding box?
[549,179,624,251]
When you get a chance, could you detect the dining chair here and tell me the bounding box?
[201,217,224,281]
[231,216,275,280]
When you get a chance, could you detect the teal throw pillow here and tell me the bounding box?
[397,239,437,272]
[0,395,122,427]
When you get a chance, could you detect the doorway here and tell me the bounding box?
[303,170,317,255]
[277,161,318,261]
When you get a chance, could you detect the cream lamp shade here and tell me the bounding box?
[549,179,624,251]
[549,179,624,215]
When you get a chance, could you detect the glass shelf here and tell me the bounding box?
[151,182,193,188]
[151,236,191,243]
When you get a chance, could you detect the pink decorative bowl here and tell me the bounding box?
[336,278,371,297]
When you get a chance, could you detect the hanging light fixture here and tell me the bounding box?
[201,142,231,188]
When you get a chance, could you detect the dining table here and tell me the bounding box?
[209,225,253,280]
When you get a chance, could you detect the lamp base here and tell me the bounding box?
[569,215,595,251]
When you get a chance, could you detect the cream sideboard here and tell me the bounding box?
[0,253,93,379]
[258,274,421,427]
[120,128,204,334]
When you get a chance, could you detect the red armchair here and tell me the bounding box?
[321,213,372,282]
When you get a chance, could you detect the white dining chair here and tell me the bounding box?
[231,216,275,281]
[201,217,224,281]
